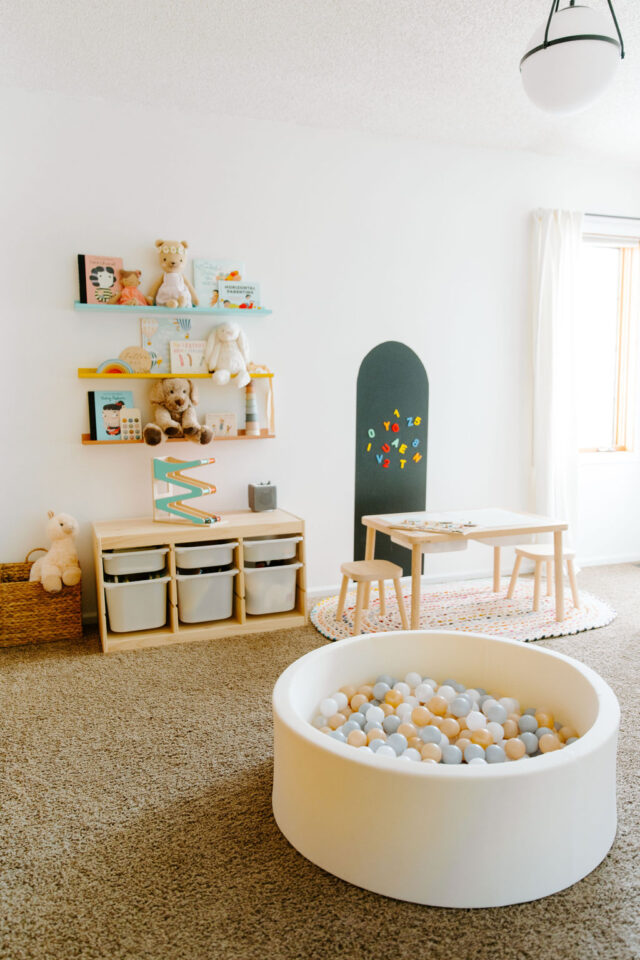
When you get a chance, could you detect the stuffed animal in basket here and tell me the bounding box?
[109,269,153,306]
[143,378,214,445]
[148,240,198,308]
[205,320,250,388]
[29,512,82,593]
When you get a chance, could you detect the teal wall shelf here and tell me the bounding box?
[74,301,271,317]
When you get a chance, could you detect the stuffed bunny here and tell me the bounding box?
[143,378,214,445]
[29,512,82,593]
[205,321,250,388]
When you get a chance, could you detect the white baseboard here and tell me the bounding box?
[578,553,640,567]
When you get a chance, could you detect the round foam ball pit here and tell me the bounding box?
[272,629,619,907]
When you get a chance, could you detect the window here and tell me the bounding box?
[576,218,640,453]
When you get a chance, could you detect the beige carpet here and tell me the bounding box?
[1,564,639,960]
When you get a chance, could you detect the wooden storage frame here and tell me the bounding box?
[93,510,307,654]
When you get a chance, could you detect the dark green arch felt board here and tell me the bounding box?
[354,341,428,575]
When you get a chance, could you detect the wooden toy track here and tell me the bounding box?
[152,456,221,525]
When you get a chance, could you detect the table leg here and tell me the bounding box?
[554,531,565,621]
[493,547,501,592]
[363,526,376,609]
[411,544,422,629]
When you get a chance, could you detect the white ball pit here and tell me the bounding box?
[272,630,619,908]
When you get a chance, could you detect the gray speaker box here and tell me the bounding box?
[248,482,277,512]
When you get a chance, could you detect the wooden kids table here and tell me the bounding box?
[361,508,569,628]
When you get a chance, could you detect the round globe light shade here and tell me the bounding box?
[520,4,621,115]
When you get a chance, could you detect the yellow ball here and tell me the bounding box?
[347,729,367,748]
[420,742,442,762]
[505,738,526,760]
[539,733,562,753]
[411,706,431,727]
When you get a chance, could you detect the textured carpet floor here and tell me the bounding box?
[1,564,639,960]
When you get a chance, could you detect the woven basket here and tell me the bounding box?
[0,549,83,648]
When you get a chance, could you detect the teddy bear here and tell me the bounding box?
[143,378,213,445]
[148,240,198,308]
[29,512,82,593]
[205,321,251,388]
[108,269,153,306]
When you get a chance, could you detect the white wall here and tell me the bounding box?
[3,86,640,616]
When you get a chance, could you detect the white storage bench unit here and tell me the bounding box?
[93,510,307,654]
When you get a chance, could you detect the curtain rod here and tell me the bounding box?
[585,212,640,222]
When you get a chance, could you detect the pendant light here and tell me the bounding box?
[520,1,624,115]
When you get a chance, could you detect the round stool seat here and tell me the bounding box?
[514,544,575,561]
[340,559,403,583]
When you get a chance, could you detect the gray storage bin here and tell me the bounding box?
[103,547,168,577]
[104,576,170,632]
[176,568,238,623]
[175,541,238,570]
[244,562,302,615]
[243,536,302,564]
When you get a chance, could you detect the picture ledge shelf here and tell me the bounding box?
[81,430,275,445]
[74,301,272,317]
[77,368,273,380]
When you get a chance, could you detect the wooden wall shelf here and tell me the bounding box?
[81,429,275,445]
[78,368,273,380]
[75,301,271,317]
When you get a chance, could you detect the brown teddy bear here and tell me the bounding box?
[109,269,153,306]
[143,378,213,445]
[148,240,199,308]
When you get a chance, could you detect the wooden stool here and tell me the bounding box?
[336,560,409,635]
[507,545,580,612]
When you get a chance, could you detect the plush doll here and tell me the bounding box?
[148,240,198,308]
[29,512,82,593]
[143,378,213,445]
[109,269,153,306]
[205,321,251,388]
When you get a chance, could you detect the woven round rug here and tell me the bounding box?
[310,577,616,643]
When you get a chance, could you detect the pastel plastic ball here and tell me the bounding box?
[366,705,385,725]
[456,737,471,754]
[466,710,487,731]
[485,703,508,724]
[428,696,448,717]
[485,744,507,763]
[382,715,401,735]
[312,714,327,729]
[387,733,408,756]
[329,730,346,742]
[405,671,422,688]
[393,682,411,698]
[415,683,434,703]
[518,714,538,734]
[402,747,422,762]
[349,712,365,728]
[331,691,348,712]
[539,733,562,753]
[350,694,368,711]
[464,744,485,763]
[559,726,578,742]
[369,737,387,752]
[469,757,487,765]
[441,744,463,764]
[437,685,457,702]
[396,703,413,721]
[364,720,383,734]
[470,729,492,749]
[565,736,578,745]
[502,719,519,740]
[367,728,386,744]
[320,697,338,718]
[375,674,394,688]
[505,738,526,760]
[421,742,442,762]
[499,697,520,714]
[519,732,539,755]
[535,711,555,730]
[342,720,361,736]
[440,717,460,739]
[450,695,472,718]
[328,713,346,730]
[438,732,450,747]
[487,721,505,743]
[372,682,390,701]
[385,690,403,708]
[536,726,554,740]
[481,698,498,716]
[340,685,357,701]
[411,706,431,727]
[358,684,374,699]
[420,726,442,744]
[347,729,367,748]
[397,722,417,739]
[376,745,397,759]
[407,736,423,751]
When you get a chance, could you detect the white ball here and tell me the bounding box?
[312,714,327,729]
[401,748,422,761]
[332,691,348,712]
[396,703,413,720]
[393,681,411,698]
[439,732,450,747]
[405,671,422,689]
[481,698,499,717]
[466,710,487,731]
[437,684,457,702]
[469,757,487,765]
[376,745,397,759]
[320,697,338,718]
[403,695,419,708]
[366,705,385,725]
[415,683,434,703]
[487,721,505,743]
[466,689,481,703]
[499,697,520,714]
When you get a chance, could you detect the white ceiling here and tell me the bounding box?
[2,0,639,163]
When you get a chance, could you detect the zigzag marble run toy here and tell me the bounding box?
[152,456,221,525]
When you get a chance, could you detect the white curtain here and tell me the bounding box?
[531,209,583,544]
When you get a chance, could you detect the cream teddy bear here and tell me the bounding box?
[205,321,251,388]
[29,512,82,593]
[148,240,199,308]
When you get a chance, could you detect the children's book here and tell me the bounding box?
[88,390,134,441]
[218,280,260,310]
[78,255,123,304]
[192,259,244,308]
[205,412,237,438]
[140,316,192,373]
[169,340,208,375]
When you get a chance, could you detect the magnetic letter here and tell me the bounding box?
[413,452,422,463]
[412,438,420,448]
[368,428,375,438]
[391,438,400,448]
[383,421,390,431]
[414,416,422,426]
[400,459,406,469]
[383,459,390,468]
[382,443,390,453]
[391,423,400,433]
[376,454,383,464]
[406,416,414,427]
[394,409,400,417]
[399,444,407,455]
[366,443,371,452]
